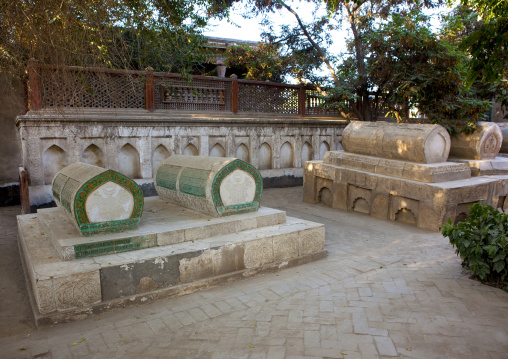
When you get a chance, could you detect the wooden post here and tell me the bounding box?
[18,166,30,214]
[145,67,155,112]
[298,85,306,116]
[28,59,42,111]
[230,74,238,114]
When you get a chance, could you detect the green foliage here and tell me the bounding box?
[0,0,216,79]
[224,43,286,82]
[442,203,508,290]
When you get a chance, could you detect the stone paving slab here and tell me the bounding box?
[1,187,508,358]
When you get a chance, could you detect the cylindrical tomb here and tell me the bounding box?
[449,122,502,160]
[52,162,144,236]
[341,121,451,164]
[154,155,263,217]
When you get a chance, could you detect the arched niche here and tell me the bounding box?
[280,141,294,169]
[118,143,141,178]
[82,144,104,168]
[235,144,250,163]
[258,142,272,170]
[43,145,67,185]
[319,141,330,160]
[152,144,170,175]
[210,143,226,157]
[301,141,313,166]
[183,143,199,156]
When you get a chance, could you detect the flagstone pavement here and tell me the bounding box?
[1,187,508,359]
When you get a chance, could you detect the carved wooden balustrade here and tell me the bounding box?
[27,60,341,117]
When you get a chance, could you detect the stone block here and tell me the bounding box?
[179,251,215,283]
[212,243,245,276]
[35,278,57,315]
[244,237,274,268]
[417,203,442,231]
[53,271,101,310]
[370,193,389,220]
[273,233,299,262]
[332,182,348,210]
[298,225,325,256]
[100,255,180,301]
[157,229,185,246]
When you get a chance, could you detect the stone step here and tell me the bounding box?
[38,197,286,261]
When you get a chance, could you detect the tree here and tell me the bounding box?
[0,0,218,79]
[224,43,287,81]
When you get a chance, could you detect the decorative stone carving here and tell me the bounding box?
[449,122,502,160]
[341,121,451,164]
[154,155,263,217]
[52,162,144,236]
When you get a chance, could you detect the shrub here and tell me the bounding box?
[442,202,508,290]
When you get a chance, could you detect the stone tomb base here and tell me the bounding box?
[18,197,326,327]
[304,152,508,231]
[449,156,508,177]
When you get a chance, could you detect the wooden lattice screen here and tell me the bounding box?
[305,89,341,116]
[40,67,145,109]
[154,77,230,112]
[237,83,299,114]
[28,62,342,117]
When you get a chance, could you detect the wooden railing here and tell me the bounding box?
[27,60,341,117]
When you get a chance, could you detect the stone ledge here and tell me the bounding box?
[37,197,286,260]
[324,151,471,183]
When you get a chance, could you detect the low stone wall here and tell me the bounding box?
[16,109,346,207]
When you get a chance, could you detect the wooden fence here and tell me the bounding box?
[27,60,341,117]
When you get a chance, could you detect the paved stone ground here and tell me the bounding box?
[1,187,508,359]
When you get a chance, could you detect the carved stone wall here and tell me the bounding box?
[17,110,345,189]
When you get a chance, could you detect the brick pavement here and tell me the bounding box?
[1,187,508,358]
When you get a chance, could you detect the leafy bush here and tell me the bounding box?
[442,202,508,289]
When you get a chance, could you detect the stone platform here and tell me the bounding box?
[449,156,508,176]
[304,151,508,231]
[17,197,326,327]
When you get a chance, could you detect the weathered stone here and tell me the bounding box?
[244,237,274,268]
[341,121,450,163]
[155,155,263,217]
[449,122,502,160]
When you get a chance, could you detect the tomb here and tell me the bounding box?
[18,159,326,326]
[51,162,144,236]
[155,156,262,217]
[304,121,508,231]
[448,122,508,176]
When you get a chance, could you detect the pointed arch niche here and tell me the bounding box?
[210,143,226,157]
[280,142,294,169]
[152,144,170,175]
[183,143,199,156]
[235,144,249,163]
[43,145,67,185]
[319,141,330,160]
[258,143,272,170]
[118,143,141,178]
[82,144,104,168]
[301,141,313,166]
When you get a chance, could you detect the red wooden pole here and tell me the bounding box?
[298,85,306,116]
[145,67,155,112]
[231,75,238,114]
[28,59,42,111]
[18,166,30,214]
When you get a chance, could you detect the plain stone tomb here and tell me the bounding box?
[304,121,508,231]
[18,159,326,326]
